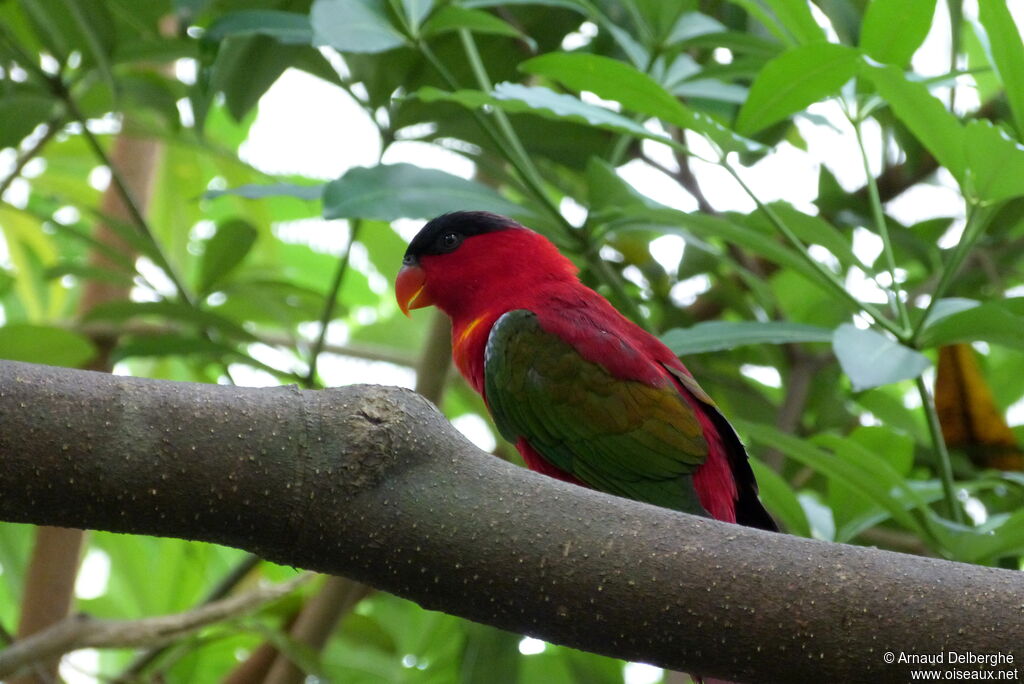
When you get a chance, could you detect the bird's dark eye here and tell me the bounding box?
[439,231,462,252]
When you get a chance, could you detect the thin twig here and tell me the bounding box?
[454,30,565,232]
[858,526,937,557]
[852,114,911,334]
[721,163,906,339]
[762,349,831,471]
[0,575,310,679]
[0,119,63,198]
[75,320,418,368]
[674,151,716,216]
[261,577,371,684]
[916,376,964,524]
[55,87,196,309]
[910,204,996,344]
[115,554,263,680]
[421,34,649,328]
[640,145,716,215]
[305,220,362,387]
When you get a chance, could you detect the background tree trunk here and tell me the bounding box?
[12,126,163,684]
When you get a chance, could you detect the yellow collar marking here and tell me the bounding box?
[457,315,487,346]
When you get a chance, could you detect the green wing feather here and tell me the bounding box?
[484,309,709,515]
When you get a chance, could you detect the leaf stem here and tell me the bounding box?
[453,30,567,231]
[852,116,912,335]
[0,118,64,198]
[305,219,361,387]
[910,203,995,344]
[58,86,196,309]
[422,33,649,327]
[52,79,247,384]
[607,53,660,167]
[721,163,905,339]
[916,376,964,524]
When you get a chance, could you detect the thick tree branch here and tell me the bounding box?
[262,309,452,683]
[14,96,169,684]
[0,361,1021,683]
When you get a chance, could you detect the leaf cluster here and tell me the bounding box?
[2,0,1024,680]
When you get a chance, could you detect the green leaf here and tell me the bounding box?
[672,78,748,104]
[942,509,1024,563]
[463,0,588,10]
[206,36,309,122]
[856,388,927,444]
[859,0,936,66]
[460,623,520,684]
[662,321,833,355]
[735,43,860,135]
[738,421,935,540]
[402,0,435,29]
[421,6,531,45]
[0,205,60,320]
[489,81,656,138]
[417,83,658,141]
[727,0,826,45]
[815,432,933,538]
[828,427,915,542]
[977,0,1024,138]
[204,10,313,45]
[0,92,58,148]
[311,0,407,53]
[918,302,1024,350]
[322,163,524,221]
[756,202,862,268]
[520,52,762,154]
[665,11,727,45]
[44,262,135,287]
[862,63,966,181]
[216,279,326,328]
[610,208,834,288]
[112,334,234,362]
[748,458,811,537]
[0,522,33,625]
[851,425,913,476]
[963,120,1024,203]
[245,622,328,678]
[922,297,980,327]
[584,157,659,213]
[962,20,1003,104]
[198,219,259,294]
[0,325,96,367]
[833,324,931,391]
[84,300,257,342]
[205,183,323,202]
[0,268,14,297]
[113,335,294,380]
[64,0,116,97]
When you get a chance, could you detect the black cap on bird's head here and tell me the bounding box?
[401,211,525,266]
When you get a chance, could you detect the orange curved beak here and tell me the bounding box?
[395,264,434,317]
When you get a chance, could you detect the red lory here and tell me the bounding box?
[395,211,776,530]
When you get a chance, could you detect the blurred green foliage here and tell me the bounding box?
[1,0,1023,681]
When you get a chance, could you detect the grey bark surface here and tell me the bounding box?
[0,360,1021,683]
